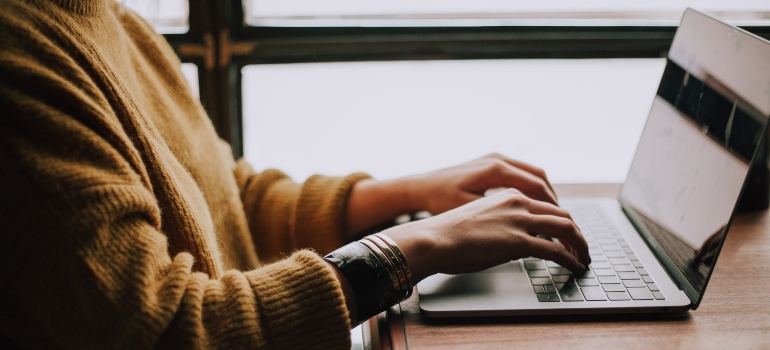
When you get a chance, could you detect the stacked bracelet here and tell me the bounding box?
[323,234,414,324]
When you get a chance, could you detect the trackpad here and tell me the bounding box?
[418,261,534,313]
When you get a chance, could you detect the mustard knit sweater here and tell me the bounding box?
[0,0,370,348]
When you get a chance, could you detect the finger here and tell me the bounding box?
[524,235,585,274]
[525,215,589,266]
[486,163,558,205]
[487,153,557,199]
[484,187,520,197]
[519,197,573,220]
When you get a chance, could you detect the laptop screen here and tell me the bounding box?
[618,9,770,307]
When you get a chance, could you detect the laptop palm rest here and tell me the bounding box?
[419,262,537,316]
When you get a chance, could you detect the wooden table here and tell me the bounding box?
[362,184,770,349]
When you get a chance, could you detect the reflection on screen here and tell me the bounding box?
[620,58,765,295]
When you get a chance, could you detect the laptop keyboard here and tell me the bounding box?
[527,204,666,302]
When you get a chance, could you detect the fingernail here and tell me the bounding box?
[578,264,586,272]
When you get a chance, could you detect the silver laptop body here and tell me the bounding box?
[419,8,770,317]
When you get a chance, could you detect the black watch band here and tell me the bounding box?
[324,241,404,324]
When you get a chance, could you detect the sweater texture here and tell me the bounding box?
[0,0,370,348]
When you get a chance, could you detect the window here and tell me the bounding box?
[124,0,189,34]
[245,0,770,26]
[128,1,770,181]
[235,1,769,182]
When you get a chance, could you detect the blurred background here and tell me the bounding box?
[125,0,769,184]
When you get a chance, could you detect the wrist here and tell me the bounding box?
[324,237,415,325]
[346,177,425,239]
[380,222,440,284]
[368,176,425,214]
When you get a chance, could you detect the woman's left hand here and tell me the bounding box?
[405,153,558,215]
[346,153,558,238]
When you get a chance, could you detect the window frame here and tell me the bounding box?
[163,0,770,158]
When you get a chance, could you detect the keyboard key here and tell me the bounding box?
[530,278,553,285]
[632,261,645,268]
[590,262,612,269]
[558,284,584,301]
[623,280,646,288]
[628,288,654,300]
[605,251,626,258]
[533,285,546,294]
[601,245,621,251]
[623,247,635,253]
[593,268,616,276]
[581,286,608,301]
[637,268,649,275]
[603,284,626,292]
[589,253,606,261]
[525,261,545,270]
[545,261,562,268]
[555,283,565,290]
[552,275,572,283]
[652,291,666,300]
[549,267,571,275]
[614,265,636,272]
[598,276,621,284]
[577,278,600,286]
[647,283,660,291]
[538,293,561,302]
[607,291,631,301]
[609,258,630,265]
[575,270,596,278]
[544,285,557,293]
[628,254,639,260]
[618,272,641,280]
[528,270,550,278]
[642,276,654,283]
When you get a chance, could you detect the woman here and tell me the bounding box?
[0,1,589,349]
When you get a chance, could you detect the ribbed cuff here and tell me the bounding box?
[246,250,351,350]
[294,172,372,255]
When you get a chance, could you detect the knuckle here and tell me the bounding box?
[557,217,577,231]
[533,180,549,195]
[501,190,528,206]
[486,159,508,174]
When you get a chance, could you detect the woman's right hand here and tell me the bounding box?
[382,188,590,283]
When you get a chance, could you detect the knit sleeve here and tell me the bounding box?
[0,71,352,350]
[0,11,352,349]
[234,161,371,263]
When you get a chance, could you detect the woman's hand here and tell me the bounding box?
[382,188,589,283]
[408,153,558,215]
[346,153,559,239]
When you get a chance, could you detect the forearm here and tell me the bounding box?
[345,177,423,241]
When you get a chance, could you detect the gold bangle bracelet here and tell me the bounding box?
[373,233,414,291]
[358,239,401,291]
[363,235,408,293]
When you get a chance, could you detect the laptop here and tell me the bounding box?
[418,8,770,317]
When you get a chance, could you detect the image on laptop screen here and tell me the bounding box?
[619,9,770,306]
